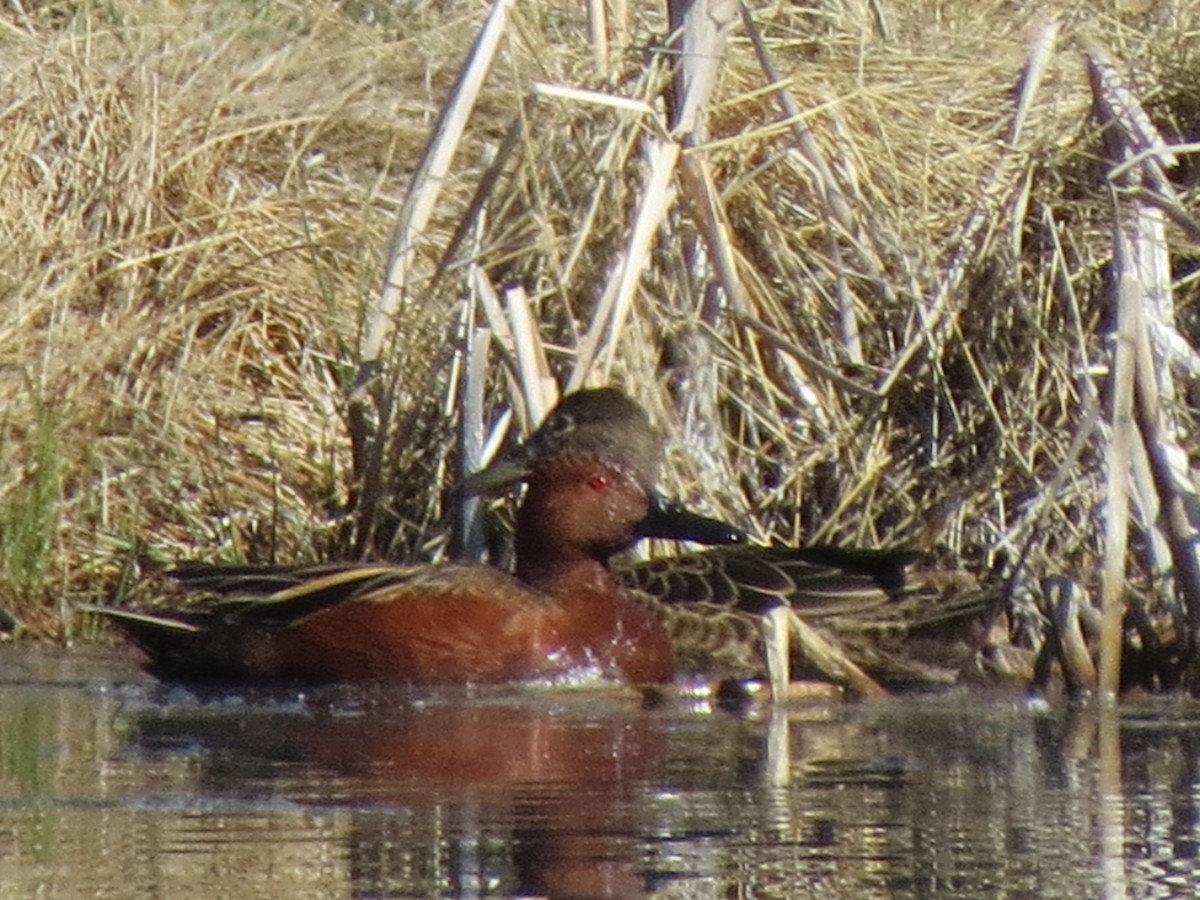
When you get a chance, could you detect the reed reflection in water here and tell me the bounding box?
[2,645,1200,898]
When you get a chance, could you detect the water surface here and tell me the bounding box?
[2,644,1198,898]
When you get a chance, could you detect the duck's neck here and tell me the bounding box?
[512,487,622,599]
[514,525,616,597]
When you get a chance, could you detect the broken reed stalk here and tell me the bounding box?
[1087,36,1200,687]
[1100,213,1137,701]
[471,266,516,366]
[434,116,524,293]
[365,0,514,361]
[586,0,608,74]
[1008,18,1061,146]
[568,137,680,391]
[347,0,514,552]
[454,326,490,561]
[465,267,517,469]
[761,605,791,702]
[677,152,748,319]
[789,612,887,698]
[1053,579,1099,692]
[667,0,736,139]
[1132,286,1200,643]
[505,284,558,423]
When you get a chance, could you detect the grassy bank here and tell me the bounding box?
[1,0,1198,648]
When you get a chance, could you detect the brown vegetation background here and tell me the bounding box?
[1,0,1197,638]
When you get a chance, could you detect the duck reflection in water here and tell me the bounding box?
[128,686,708,899]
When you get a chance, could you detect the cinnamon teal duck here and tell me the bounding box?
[85,390,743,686]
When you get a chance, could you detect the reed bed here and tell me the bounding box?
[2,0,1199,689]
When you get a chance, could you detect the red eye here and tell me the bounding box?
[589,474,610,492]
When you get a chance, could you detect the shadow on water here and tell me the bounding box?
[4,644,1200,898]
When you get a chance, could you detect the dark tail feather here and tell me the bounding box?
[78,605,232,681]
[168,563,309,596]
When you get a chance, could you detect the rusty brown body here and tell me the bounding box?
[246,560,673,685]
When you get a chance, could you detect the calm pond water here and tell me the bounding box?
[2,644,1199,898]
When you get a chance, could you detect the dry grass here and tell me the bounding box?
[2,0,1199,647]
